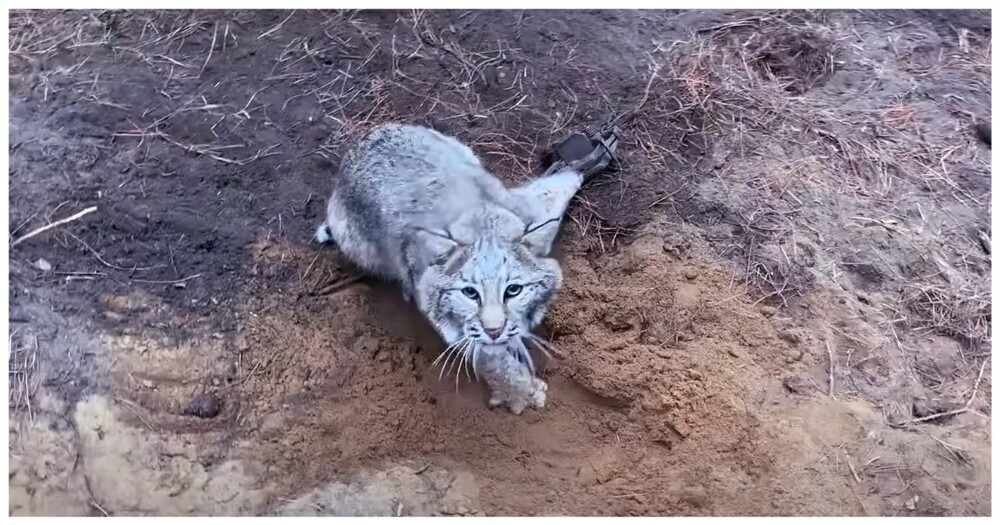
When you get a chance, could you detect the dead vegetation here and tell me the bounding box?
[8,330,39,421]
[902,280,991,352]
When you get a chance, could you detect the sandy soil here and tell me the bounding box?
[7,9,991,516]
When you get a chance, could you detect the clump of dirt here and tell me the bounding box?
[7,9,991,517]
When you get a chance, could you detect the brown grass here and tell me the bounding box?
[902,281,991,352]
[8,330,39,422]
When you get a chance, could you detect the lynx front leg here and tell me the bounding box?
[510,170,583,257]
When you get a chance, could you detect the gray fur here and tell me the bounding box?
[478,339,548,415]
[316,124,582,352]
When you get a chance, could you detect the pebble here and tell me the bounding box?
[784,349,804,363]
[682,268,699,280]
[779,330,803,346]
[182,393,222,419]
[759,306,777,317]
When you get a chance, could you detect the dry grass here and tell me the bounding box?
[902,281,991,352]
[8,330,39,421]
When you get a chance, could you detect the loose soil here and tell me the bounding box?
[7,9,991,516]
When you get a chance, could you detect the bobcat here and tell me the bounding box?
[315,124,580,410]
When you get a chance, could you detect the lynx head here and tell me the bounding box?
[414,205,564,349]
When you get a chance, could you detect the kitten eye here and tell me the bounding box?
[461,287,480,301]
[504,284,523,298]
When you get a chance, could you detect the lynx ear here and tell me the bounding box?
[414,228,460,260]
[520,217,562,257]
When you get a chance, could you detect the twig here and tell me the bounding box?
[847,459,861,483]
[826,340,835,397]
[65,232,162,272]
[301,251,322,280]
[131,274,202,285]
[116,398,155,432]
[89,499,110,517]
[895,357,990,426]
[198,21,218,78]
[10,206,97,248]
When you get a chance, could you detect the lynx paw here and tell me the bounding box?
[529,379,548,409]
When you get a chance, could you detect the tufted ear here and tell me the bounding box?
[414,228,461,260]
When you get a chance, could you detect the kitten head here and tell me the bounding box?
[415,206,563,347]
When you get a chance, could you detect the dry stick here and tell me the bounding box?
[132,274,202,285]
[198,21,218,78]
[826,340,835,397]
[89,499,110,517]
[116,398,155,432]
[10,206,97,248]
[900,357,991,426]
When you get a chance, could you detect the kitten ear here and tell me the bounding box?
[414,228,460,260]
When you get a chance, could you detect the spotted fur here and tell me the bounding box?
[316,123,581,356]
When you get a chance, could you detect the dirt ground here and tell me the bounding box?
[6,9,992,516]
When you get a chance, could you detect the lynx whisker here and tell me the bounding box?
[434,336,467,380]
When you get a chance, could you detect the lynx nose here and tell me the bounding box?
[481,305,506,341]
[485,324,505,340]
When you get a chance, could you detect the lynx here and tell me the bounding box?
[316,124,579,412]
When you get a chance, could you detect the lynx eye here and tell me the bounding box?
[504,284,523,298]
[461,287,480,301]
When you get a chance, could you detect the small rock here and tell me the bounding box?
[779,330,803,346]
[682,268,699,280]
[680,486,709,508]
[904,494,920,511]
[183,393,222,419]
[759,306,777,318]
[668,419,691,438]
[686,369,703,381]
[35,258,52,272]
[784,349,804,363]
[662,234,690,257]
[781,376,812,395]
